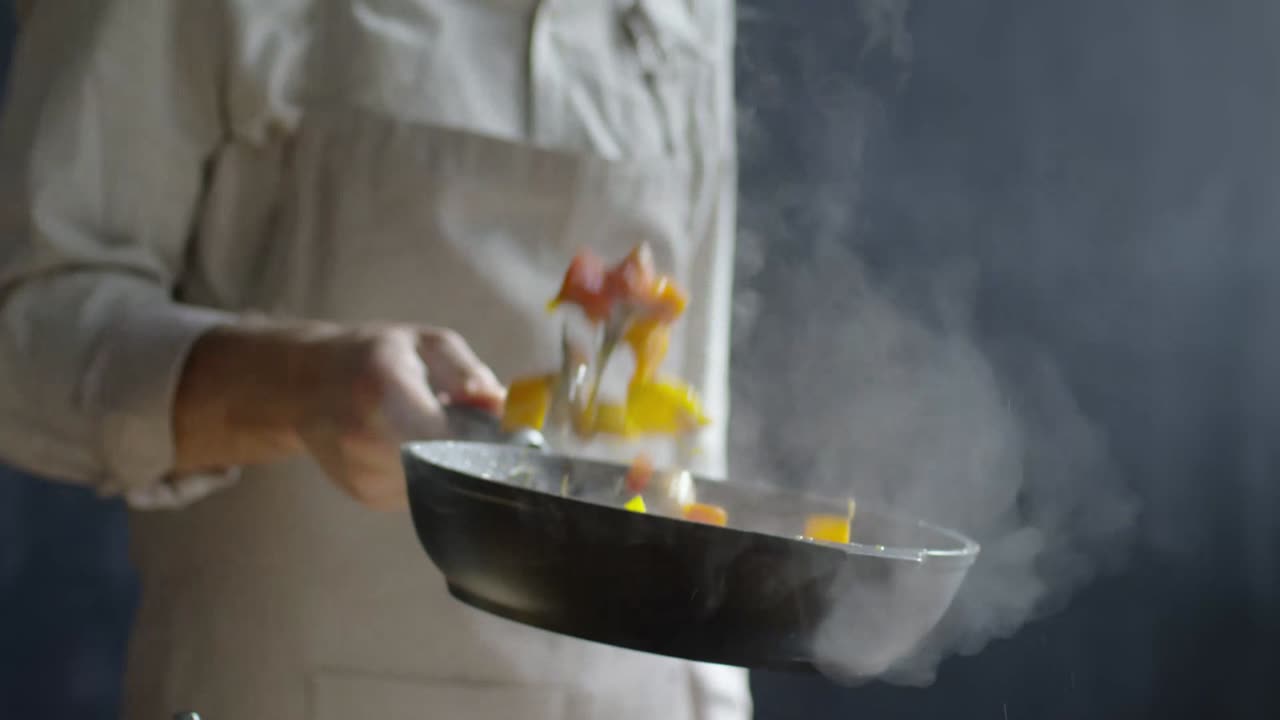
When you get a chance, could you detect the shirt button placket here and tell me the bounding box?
[527,0,560,146]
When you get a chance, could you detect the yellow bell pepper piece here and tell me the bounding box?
[624,495,647,513]
[625,379,710,434]
[591,402,634,437]
[570,402,597,437]
[803,514,852,544]
[501,374,554,432]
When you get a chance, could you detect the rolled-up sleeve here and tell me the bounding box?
[0,0,236,500]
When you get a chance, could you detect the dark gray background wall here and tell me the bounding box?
[741,1,1280,718]
[0,7,138,719]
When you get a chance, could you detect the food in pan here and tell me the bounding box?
[681,502,729,527]
[803,514,852,544]
[801,500,858,544]
[501,374,555,433]
[500,245,858,544]
[502,243,709,440]
[625,454,655,494]
[502,245,717,529]
[548,244,688,325]
[622,455,731,527]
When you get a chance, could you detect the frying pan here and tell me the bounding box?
[403,408,979,680]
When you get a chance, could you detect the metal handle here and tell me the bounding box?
[444,404,546,450]
[173,713,201,720]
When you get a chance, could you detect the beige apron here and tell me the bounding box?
[123,107,747,719]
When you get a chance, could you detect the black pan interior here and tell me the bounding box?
[413,441,974,561]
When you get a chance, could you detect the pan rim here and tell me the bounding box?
[402,440,980,569]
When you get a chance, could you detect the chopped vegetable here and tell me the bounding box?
[549,245,688,329]
[604,248,688,321]
[511,243,709,444]
[624,317,670,382]
[638,277,688,324]
[548,250,612,322]
[625,454,655,494]
[803,514,852,544]
[682,503,728,527]
[591,402,633,437]
[624,495,648,513]
[626,379,710,434]
[501,374,554,432]
[603,244,659,305]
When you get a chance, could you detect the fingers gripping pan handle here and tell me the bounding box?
[443,404,547,450]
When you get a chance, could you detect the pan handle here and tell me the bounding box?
[443,403,546,450]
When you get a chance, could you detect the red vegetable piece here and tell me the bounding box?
[604,244,659,306]
[551,250,612,323]
[625,454,655,494]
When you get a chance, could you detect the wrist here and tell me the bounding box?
[173,319,330,473]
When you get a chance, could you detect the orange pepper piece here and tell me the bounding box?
[501,374,554,431]
[682,503,728,527]
[642,277,687,324]
[624,317,670,382]
[803,514,852,544]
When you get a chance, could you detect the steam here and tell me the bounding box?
[729,0,1138,685]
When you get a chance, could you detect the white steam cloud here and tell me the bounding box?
[729,0,1138,686]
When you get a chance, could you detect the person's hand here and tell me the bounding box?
[290,325,504,509]
[174,321,505,510]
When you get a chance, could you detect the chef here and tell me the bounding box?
[0,0,747,718]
